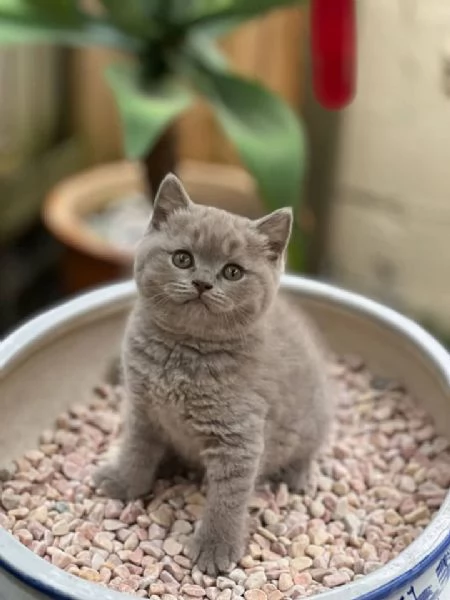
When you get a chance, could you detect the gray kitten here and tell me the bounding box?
[94,174,333,575]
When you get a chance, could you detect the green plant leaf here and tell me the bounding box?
[106,63,194,159]
[0,0,140,49]
[173,0,307,28]
[99,0,158,39]
[189,65,307,269]
[195,69,306,210]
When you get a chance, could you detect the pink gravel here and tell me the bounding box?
[1,356,449,599]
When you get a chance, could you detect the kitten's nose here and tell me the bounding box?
[192,280,213,295]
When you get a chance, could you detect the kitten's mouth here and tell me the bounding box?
[182,296,210,310]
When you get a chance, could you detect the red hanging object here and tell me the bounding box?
[311,0,356,109]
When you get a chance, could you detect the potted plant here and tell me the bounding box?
[0,0,308,288]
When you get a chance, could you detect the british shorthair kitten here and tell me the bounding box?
[94,174,333,575]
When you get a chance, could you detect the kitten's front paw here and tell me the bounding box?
[187,529,243,576]
[93,462,152,501]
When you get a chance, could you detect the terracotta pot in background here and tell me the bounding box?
[43,160,263,294]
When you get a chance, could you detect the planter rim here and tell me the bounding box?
[42,160,257,267]
[1,275,449,600]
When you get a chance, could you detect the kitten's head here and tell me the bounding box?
[135,174,292,340]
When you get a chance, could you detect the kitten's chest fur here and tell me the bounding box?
[125,318,255,462]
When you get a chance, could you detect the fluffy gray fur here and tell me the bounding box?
[94,174,333,575]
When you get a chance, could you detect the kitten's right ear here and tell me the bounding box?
[149,173,192,230]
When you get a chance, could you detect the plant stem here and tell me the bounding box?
[142,125,178,203]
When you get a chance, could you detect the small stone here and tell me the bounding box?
[105,500,123,519]
[141,541,164,560]
[322,571,351,588]
[1,491,20,510]
[305,545,324,559]
[216,590,232,600]
[291,557,313,572]
[217,576,235,590]
[278,573,294,592]
[333,498,349,520]
[54,501,70,514]
[163,538,182,557]
[309,500,325,519]
[148,523,166,540]
[293,572,312,586]
[50,548,73,569]
[385,509,402,526]
[331,554,354,569]
[182,584,206,597]
[268,592,283,600]
[93,532,113,553]
[404,506,429,524]
[129,548,144,565]
[120,502,143,525]
[103,519,123,531]
[245,572,267,590]
[52,521,70,536]
[399,475,416,493]
[124,532,139,551]
[244,591,267,600]
[310,530,330,546]
[172,519,192,535]
[229,569,246,584]
[262,509,279,526]
[32,506,48,523]
[240,556,254,569]
[343,513,361,536]
[151,505,173,528]
[332,481,349,496]
[15,529,33,545]
[78,567,102,582]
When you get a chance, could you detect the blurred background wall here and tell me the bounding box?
[0,0,449,347]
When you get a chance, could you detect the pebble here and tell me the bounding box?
[291,557,313,572]
[172,519,192,535]
[309,500,325,519]
[262,509,279,527]
[103,519,123,531]
[151,505,173,528]
[93,532,113,553]
[183,584,207,597]
[1,359,448,599]
[1,491,20,511]
[52,521,70,536]
[323,571,351,588]
[278,573,294,592]
[404,506,429,524]
[245,591,267,600]
[163,538,183,557]
[245,572,267,590]
[343,513,361,536]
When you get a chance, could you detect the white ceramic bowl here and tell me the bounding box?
[1,276,449,600]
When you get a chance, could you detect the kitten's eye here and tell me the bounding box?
[172,250,193,269]
[222,263,243,281]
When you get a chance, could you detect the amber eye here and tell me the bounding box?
[172,250,193,269]
[222,263,243,281]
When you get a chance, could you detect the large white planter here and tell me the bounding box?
[1,276,449,599]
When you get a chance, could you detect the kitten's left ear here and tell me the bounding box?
[150,173,192,230]
[255,208,293,260]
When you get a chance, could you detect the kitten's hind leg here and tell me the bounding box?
[93,402,165,501]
